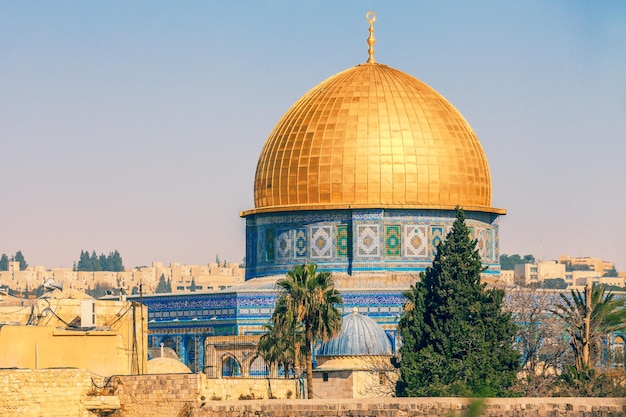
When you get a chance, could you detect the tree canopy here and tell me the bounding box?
[551,284,626,372]
[75,250,124,272]
[271,263,343,398]
[0,251,29,271]
[396,208,520,397]
[155,274,169,293]
[500,253,535,270]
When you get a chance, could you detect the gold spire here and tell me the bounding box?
[366,11,376,63]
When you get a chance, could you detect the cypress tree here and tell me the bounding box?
[13,251,28,270]
[0,254,8,271]
[156,274,168,293]
[91,251,101,271]
[396,208,520,397]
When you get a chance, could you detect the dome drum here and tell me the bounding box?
[244,208,500,280]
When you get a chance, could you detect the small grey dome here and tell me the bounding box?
[318,308,392,356]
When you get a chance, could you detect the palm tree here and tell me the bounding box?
[551,283,626,372]
[258,296,304,378]
[275,263,343,399]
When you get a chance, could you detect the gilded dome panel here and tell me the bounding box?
[245,63,503,216]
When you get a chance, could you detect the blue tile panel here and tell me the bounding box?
[245,208,501,279]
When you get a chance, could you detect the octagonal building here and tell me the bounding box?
[241,14,504,283]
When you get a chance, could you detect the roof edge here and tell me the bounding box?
[240,203,506,217]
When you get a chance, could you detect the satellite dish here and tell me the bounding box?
[42,278,63,292]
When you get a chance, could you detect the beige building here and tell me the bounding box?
[0,261,244,297]
[558,255,615,276]
[499,270,514,285]
[0,288,147,376]
[514,261,566,286]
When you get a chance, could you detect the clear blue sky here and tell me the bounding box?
[1,1,625,270]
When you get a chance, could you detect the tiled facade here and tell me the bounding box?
[131,286,408,373]
[245,208,501,279]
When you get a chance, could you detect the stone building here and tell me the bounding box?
[313,309,397,399]
[0,261,244,296]
[0,287,147,376]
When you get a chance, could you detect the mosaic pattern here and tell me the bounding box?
[336,225,349,258]
[310,226,333,258]
[245,209,500,278]
[275,229,292,260]
[266,229,275,261]
[385,225,401,257]
[404,224,428,257]
[430,225,445,257]
[357,224,380,257]
[474,227,486,260]
[256,230,266,262]
[486,228,494,260]
[294,228,307,258]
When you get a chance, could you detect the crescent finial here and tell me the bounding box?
[366,11,377,63]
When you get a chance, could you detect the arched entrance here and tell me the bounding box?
[222,355,242,377]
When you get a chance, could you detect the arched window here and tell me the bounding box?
[613,336,624,368]
[222,356,241,377]
[250,355,269,377]
[161,337,177,353]
[184,337,197,372]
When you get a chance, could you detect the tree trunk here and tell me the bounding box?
[582,282,591,370]
[305,326,313,399]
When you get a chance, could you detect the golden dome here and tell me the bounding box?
[242,62,504,217]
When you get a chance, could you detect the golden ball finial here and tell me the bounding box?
[366,11,376,63]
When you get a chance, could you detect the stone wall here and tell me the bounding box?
[111,374,300,417]
[0,368,116,417]
[191,398,625,417]
[4,369,625,417]
[312,370,354,399]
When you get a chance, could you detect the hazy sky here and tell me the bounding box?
[1,1,625,270]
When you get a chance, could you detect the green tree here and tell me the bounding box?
[190,278,197,292]
[77,250,92,271]
[0,254,8,271]
[603,267,618,277]
[90,251,101,271]
[76,250,124,272]
[396,208,520,397]
[258,306,304,379]
[86,282,115,298]
[275,263,343,399]
[99,253,109,271]
[13,251,28,270]
[156,274,168,293]
[108,250,124,272]
[500,253,535,270]
[551,284,626,373]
